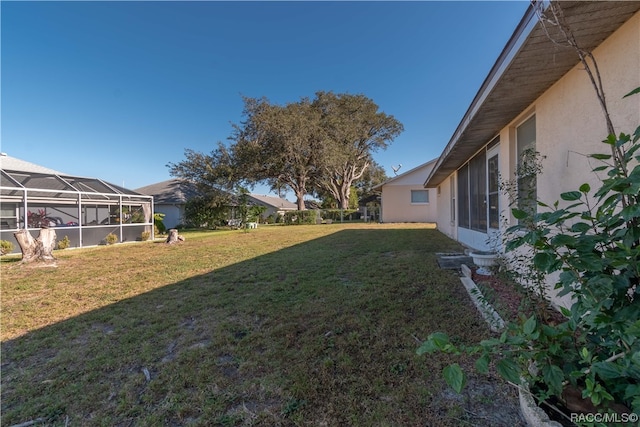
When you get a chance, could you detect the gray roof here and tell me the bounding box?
[1,154,147,198]
[247,194,297,210]
[0,153,65,175]
[135,179,201,204]
[135,180,297,210]
[425,2,640,187]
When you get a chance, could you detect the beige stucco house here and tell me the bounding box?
[373,159,438,223]
[424,2,640,306]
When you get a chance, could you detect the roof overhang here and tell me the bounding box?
[373,158,438,190]
[425,1,640,187]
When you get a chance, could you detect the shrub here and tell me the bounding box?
[321,209,359,222]
[154,213,166,235]
[418,88,640,415]
[105,233,118,245]
[140,231,151,241]
[0,240,14,255]
[57,236,71,250]
[184,195,232,229]
[283,210,316,225]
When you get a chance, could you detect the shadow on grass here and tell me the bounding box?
[1,228,525,426]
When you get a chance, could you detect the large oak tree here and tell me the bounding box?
[169,92,402,211]
[230,96,324,210]
[312,91,403,209]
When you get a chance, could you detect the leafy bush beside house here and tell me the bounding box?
[105,233,118,245]
[57,236,71,250]
[283,210,317,225]
[418,91,640,416]
[184,195,231,229]
[154,213,166,235]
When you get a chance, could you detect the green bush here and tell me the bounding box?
[418,88,640,415]
[140,231,151,241]
[57,236,71,250]
[321,209,360,222]
[0,240,14,255]
[154,213,166,235]
[105,233,118,245]
[283,210,317,225]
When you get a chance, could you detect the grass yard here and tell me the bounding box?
[1,223,525,426]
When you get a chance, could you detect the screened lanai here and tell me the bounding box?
[0,155,154,254]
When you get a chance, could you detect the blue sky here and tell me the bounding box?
[1,1,529,198]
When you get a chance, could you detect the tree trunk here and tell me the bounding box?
[166,229,185,244]
[295,190,306,211]
[14,228,57,263]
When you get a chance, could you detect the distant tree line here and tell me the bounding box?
[168,91,403,210]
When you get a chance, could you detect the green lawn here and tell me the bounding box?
[1,223,524,426]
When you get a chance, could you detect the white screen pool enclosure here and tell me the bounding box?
[0,167,154,254]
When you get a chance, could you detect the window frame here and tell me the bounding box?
[457,136,500,232]
[410,189,429,204]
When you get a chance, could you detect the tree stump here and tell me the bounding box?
[14,228,57,263]
[166,229,185,244]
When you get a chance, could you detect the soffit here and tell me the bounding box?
[426,1,640,187]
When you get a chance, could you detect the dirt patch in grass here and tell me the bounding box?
[2,224,526,426]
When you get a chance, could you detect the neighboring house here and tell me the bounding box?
[0,154,154,253]
[424,3,640,306]
[246,194,297,220]
[135,179,297,227]
[373,159,438,223]
[135,179,200,229]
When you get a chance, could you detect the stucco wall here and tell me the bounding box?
[531,11,640,209]
[155,204,183,229]
[432,11,639,308]
[502,12,638,308]
[434,176,457,240]
[378,161,439,223]
[380,184,437,223]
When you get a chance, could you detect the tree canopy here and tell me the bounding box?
[230,96,325,210]
[169,91,402,210]
[312,91,403,208]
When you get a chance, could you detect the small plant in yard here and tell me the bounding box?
[57,235,71,250]
[154,213,166,235]
[105,233,118,245]
[140,231,151,241]
[1,239,14,255]
[418,89,640,421]
[0,240,13,255]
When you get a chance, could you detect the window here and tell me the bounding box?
[457,137,500,232]
[457,164,469,228]
[411,190,429,204]
[469,150,487,231]
[488,153,499,229]
[516,115,537,217]
[450,175,456,223]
